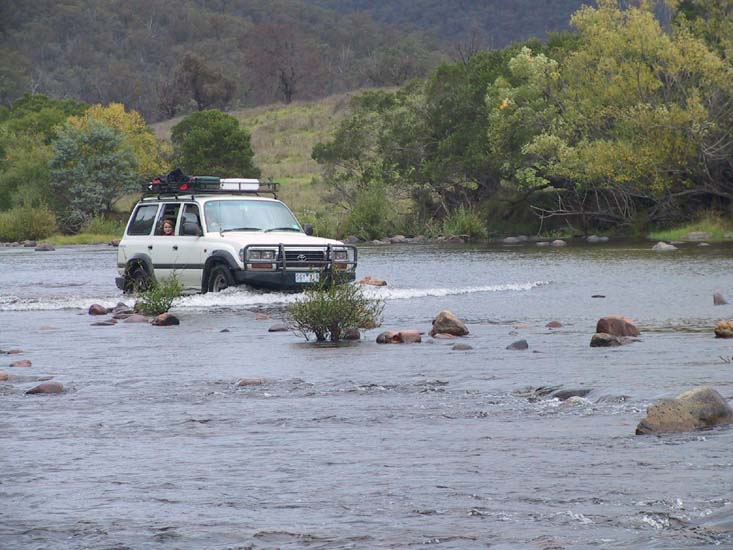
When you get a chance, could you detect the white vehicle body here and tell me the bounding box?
[116,178,357,293]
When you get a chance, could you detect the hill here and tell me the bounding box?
[1,0,586,122]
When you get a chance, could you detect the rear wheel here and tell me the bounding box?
[124,264,152,293]
[207,265,234,292]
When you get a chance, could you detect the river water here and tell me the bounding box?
[1,241,732,549]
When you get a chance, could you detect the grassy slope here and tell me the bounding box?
[151,92,361,221]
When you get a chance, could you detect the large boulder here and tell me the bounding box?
[596,316,640,337]
[429,310,469,337]
[635,386,733,435]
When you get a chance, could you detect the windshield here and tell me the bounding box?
[204,199,302,233]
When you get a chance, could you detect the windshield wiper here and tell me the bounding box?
[220,227,263,233]
[264,227,302,233]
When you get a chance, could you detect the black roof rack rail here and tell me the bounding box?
[141,172,279,198]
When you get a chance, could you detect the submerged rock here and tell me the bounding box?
[652,241,678,251]
[506,339,529,350]
[26,381,65,394]
[267,323,288,332]
[452,343,473,351]
[342,328,361,340]
[88,304,108,316]
[376,330,422,344]
[34,243,55,251]
[123,314,149,323]
[714,292,728,306]
[151,313,180,326]
[10,359,32,368]
[590,333,637,347]
[635,386,733,435]
[237,378,266,387]
[551,239,567,247]
[546,320,563,329]
[357,275,387,286]
[596,316,640,337]
[551,388,592,401]
[429,310,469,337]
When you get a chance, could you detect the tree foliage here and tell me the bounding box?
[50,119,139,232]
[171,110,260,177]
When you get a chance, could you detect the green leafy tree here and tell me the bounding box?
[171,110,260,177]
[50,120,139,232]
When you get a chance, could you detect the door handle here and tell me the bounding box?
[147,245,153,250]
[172,245,178,250]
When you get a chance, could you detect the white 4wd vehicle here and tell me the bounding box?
[116,174,357,293]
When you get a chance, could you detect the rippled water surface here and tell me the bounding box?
[1,242,733,549]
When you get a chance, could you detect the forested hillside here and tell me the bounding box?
[0,0,585,122]
[304,0,584,47]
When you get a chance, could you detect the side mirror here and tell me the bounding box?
[303,223,314,236]
[181,222,203,236]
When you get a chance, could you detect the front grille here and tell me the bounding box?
[280,250,325,268]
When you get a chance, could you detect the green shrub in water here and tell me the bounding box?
[134,274,183,316]
[288,281,384,342]
[0,205,58,241]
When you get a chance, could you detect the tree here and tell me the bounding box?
[174,53,236,112]
[171,110,260,177]
[67,103,168,178]
[50,120,139,232]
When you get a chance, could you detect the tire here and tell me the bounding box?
[124,264,152,293]
[207,264,234,292]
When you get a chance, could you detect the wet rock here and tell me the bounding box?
[342,328,361,340]
[26,381,65,394]
[440,235,466,244]
[0,348,23,355]
[431,333,456,340]
[546,320,563,329]
[536,241,550,247]
[88,304,108,315]
[376,330,422,344]
[220,328,230,333]
[357,275,387,286]
[108,239,121,247]
[91,319,117,326]
[151,313,179,326]
[255,312,271,320]
[635,386,733,435]
[22,240,37,247]
[343,235,361,244]
[237,378,266,387]
[407,235,430,244]
[513,323,530,329]
[714,292,728,306]
[268,323,288,332]
[10,359,31,368]
[111,312,133,320]
[389,235,408,244]
[112,302,133,314]
[551,239,567,247]
[714,320,733,338]
[590,333,636,347]
[34,243,55,251]
[586,235,608,243]
[591,294,606,298]
[123,314,149,323]
[551,388,592,401]
[596,316,640,337]
[0,371,8,381]
[506,339,529,350]
[652,241,678,251]
[502,236,522,245]
[452,343,473,351]
[430,310,469,337]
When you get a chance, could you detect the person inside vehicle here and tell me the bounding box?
[162,219,175,235]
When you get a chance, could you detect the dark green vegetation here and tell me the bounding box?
[134,274,184,316]
[288,281,384,342]
[2,1,733,241]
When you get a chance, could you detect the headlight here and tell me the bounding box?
[248,249,275,260]
[333,249,348,261]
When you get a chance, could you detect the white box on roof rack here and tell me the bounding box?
[220,178,260,191]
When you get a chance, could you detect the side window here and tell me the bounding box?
[127,204,159,235]
[182,204,202,235]
[155,203,181,235]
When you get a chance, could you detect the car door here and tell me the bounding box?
[149,202,182,282]
[173,203,207,290]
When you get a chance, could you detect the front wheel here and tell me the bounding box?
[207,265,234,292]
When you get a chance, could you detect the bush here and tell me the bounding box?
[288,281,384,342]
[0,205,58,241]
[442,206,487,239]
[134,274,183,316]
[81,215,126,236]
[344,183,396,240]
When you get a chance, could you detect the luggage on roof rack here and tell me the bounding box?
[143,169,278,197]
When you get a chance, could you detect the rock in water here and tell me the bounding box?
[429,310,469,337]
[596,316,640,337]
[506,339,529,350]
[714,292,728,306]
[151,313,180,326]
[714,321,733,338]
[26,381,65,394]
[636,386,733,435]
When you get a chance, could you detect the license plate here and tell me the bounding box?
[295,272,319,283]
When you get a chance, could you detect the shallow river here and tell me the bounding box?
[1,241,732,549]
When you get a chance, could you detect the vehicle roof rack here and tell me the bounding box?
[142,170,279,198]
